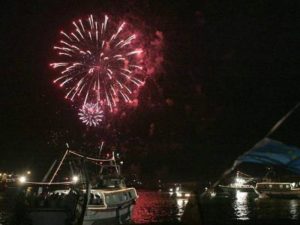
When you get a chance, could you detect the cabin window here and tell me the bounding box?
[111,194,117,203]
[94,194,103,205]
[105,194,118,205]
[89,193,95,204]
[279,185,283,189]
[286,185,290,188]
[269,185,272,188]
[105,195,110,203]
[118,193,123,201]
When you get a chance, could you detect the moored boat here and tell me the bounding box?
[218,184,255,194]
[83,188,137,225]
[10,159,90,225]
[217,171,256,194]
[46,149,138,225]
[6,147,138,225]
[255,181,300,198]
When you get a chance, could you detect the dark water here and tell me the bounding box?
[132,190,300,224]
[132,190,187,224]
[1,190,300,224]
[200,191,300,224]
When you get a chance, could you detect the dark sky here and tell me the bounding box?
[0,0,299,181]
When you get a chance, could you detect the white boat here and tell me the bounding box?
[218,184,255,193]
[255,181,300,198]
[83,188,137,225]
[12,160,91,225]
[15,148,138,225]
[50,149,138,225]
[218,171,256,194]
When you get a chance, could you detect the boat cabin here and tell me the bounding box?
[256,182,300,191]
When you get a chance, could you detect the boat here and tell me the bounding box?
[167,184,192,199]
[217,171,256,194]
[10,159,90,225]
[31,149,138,225]
[255,181,300,198]
[0,173,21,192]
[12,148,138,225]
[218,184,254,194]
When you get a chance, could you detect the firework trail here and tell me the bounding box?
[50,14,145,113]
[78,102,104,127]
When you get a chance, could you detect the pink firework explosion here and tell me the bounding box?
[50,14,146,113]
[78,103,103,127]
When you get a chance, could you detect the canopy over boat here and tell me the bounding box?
[234,138,300,174]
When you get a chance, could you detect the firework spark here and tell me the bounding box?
[50,14,145,113]
[78,103,103,127]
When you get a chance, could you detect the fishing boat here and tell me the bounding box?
[217,171,256,194]
[46,149,138,225]
[15,148,138,225]
[11,159,90,225]
[255,181,300,198]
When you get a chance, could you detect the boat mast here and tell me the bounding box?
[49,149,69,184]
[98,141,104,158]
[264,102,300,138]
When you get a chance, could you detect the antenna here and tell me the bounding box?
[98,141,104,158]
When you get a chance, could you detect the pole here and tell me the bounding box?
[98,141,104,158]
[49,149,69,184]
[265,102,300,138]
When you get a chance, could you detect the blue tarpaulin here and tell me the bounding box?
[234,138,300,174]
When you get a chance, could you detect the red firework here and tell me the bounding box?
[50,14,146,113]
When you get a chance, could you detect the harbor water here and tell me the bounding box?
[132,190,187,224]
[200,192,300,224]
[1,190,300,224]
[133,191,300,224]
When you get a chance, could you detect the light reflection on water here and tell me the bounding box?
[254,197,300,221]
[132,190,189,224]
[176,198,187,220]
[202,191,300,224]
[289,200,299,220]
[234,191,249,220]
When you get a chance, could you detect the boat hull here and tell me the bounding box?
[29,209,70,225]
[259,192,300,199]
[83,187,138,225]
[83,203,134,225]
[255,182,300,199]
[218,185,255,194]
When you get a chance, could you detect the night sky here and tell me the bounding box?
[0,0,299,182]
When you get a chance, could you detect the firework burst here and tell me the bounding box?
[78,102,104,127]
[50,14,145,113]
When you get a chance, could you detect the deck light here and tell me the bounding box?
[176,192,182,197]
[18,176,27,184]
[72,175,79,183]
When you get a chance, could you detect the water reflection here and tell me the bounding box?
[176,198,187,220]
[233,191,249,220]
[255,197,300,220]
[132,190,189,223]
[289,199,299,220]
